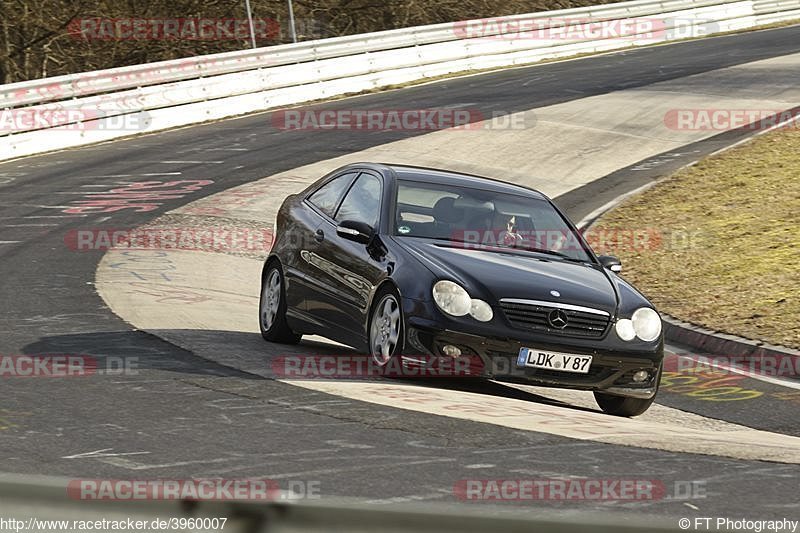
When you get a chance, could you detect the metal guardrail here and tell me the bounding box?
[0,0,726,109]
[0,0,799,161]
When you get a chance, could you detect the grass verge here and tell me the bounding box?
[589,127,800,349]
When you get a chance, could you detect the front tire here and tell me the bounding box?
[368,286,404,368]
[594,363,662,417]
[259,263,301,344]
[594,392,656,417]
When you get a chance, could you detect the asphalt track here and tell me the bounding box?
[1,26,800,520]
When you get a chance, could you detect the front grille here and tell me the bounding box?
[500,300,610,338]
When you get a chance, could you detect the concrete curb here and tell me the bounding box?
[662,314,800,362]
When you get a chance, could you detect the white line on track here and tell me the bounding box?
[2,224,59,227]
[365,492,451,504]
[156,160,224,164]
[62,448,151,459]
[0,215,88,219]
[259,458,455,480]
[97,457,238,470]
[576,181,659,229]
[23,215,88,218]
[79,173,183,179]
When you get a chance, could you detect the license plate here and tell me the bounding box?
[517,347,592,374]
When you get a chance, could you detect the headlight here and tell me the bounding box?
[432,280,471,316]
[615,318,636,341]
[632,307,662,342]
[470,299,493,322]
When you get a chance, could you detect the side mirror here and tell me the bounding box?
[336,220,374,245]
[598,255,622,273]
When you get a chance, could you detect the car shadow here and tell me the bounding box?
[407,377,597,412]
[282,335,600,414]
[20,330,259,378]
[21,329,600,414]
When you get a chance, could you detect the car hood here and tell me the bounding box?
[394,238,619,314]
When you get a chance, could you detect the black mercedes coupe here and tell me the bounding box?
[259,163,664,416]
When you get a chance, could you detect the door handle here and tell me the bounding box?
[314,229,325,242]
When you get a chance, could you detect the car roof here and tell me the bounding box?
[347,162,547,200]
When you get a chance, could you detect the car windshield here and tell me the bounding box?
[393,179,592,263]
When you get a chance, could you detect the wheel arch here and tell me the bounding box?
[262,254,282,279]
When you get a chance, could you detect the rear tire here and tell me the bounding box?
[259,263,301,344]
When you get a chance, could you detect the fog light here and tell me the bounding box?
[441,345,462,357]
[632,370,649,383]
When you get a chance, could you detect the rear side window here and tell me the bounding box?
[335,174,382,227]
[308,172,358,217]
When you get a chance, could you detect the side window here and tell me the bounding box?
[335,174,382,227]
[308,172,358,217]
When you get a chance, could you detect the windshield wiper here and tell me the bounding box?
[525,248,588,263]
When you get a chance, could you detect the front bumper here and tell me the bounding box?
[403,304,663,398]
